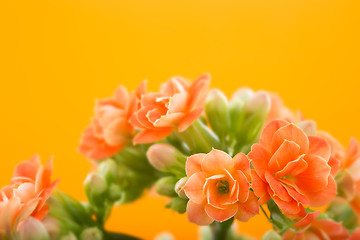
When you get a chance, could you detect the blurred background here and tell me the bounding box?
[0,0,359,239]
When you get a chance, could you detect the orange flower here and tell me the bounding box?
[183,149,259,225]
[283,211,350,240]
[248,120,338,217]
[265,93,297,124]
[79,82,146,160]
[131,74,210,144]
[0,155,58,236]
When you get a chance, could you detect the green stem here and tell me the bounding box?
[260,205,271,222]
[210,218,234,240]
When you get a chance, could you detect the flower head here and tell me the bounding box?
[131,74,210,144]
[248,120,338,217]
[283,211,350,240]
[0,155,58,237]
[183,149,259,225]
[79,82,146,160]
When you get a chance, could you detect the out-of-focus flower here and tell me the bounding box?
[183,149,258,225]
[79,82,146,160]
[0,155,58,237]
[131,74,210,143]
[248,120,338,217]
[265,93,298,124]
[350,228,360,240]
[282,211,350,240]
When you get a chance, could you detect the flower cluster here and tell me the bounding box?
[3,74,360,240]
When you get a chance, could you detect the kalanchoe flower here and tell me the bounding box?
[282,211,350,240]
[183,149,259,225]
[0,155,58,238]
[78,82,146,160]
[130,74,210,143]
[248,120,338,217]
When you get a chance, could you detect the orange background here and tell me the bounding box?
[1,0,360,239]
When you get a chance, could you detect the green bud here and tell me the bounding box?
[166,197,188,214]
[18,217,50,240]
[261,230,281,240]
[98,159,118,183]
[80,227,103,240]
[60,233,77,240]
[175,177,188,199]
[326,200,358,231]
[147,143,186,177]
[205,89,230,140]
[155,176,178,197]
[108,183,123,202]
[84,172,108,206]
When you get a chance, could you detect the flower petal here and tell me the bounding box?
[268,140,301,173]
[308,136,331,161]
[183,172,207,204]
[186,154,206,177]
[235,191,259,222]
[178,108,204,132]
[303,176,337,207]
[133,128,174,144]
[251,169,270,205]
[260,120,289,150]
[295,155,331,193]
[205,202,238,222]
[271,123,309,155]
[186,200,214,226]
[233,153,251,181]
[201,149,234,175]
[248,143,271,181]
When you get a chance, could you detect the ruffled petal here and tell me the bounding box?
[186,200,214,226]
[186,154,206,177]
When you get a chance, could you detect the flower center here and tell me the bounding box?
[216,179,229,194]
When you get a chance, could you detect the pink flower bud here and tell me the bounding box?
[146,144,186,176]
[18,217,50,240]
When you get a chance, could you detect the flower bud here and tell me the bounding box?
[155,176,178,197]
[154,232,174,240]
[80,227,103,240]
[166,197,188,214]
[175,177,188,199]
[108,183,123,202]
[261,230,281,240]
[84,172,107,206]
[98,159,118,183]
[18,217,50,240]
[60,233,77,240]
[42,217,60,240]
[205,89,230,140]
[147,144,186,177]
[336,170,356,201]
[245,91,270,115]
[297,120,317,136]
